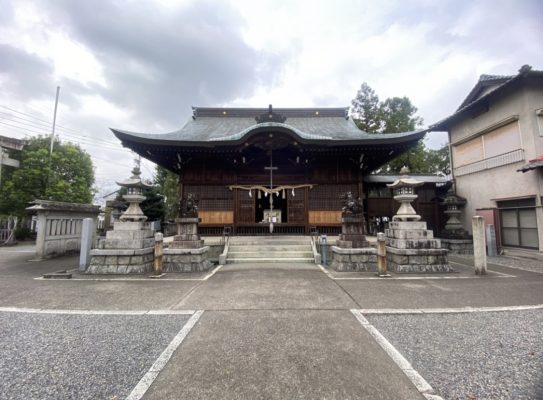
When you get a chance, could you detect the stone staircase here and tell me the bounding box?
[226,235,314,263]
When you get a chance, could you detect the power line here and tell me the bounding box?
[0,111,121,147]
[0,115,125,151]
[0,104,121,146]
[0,120,50,136]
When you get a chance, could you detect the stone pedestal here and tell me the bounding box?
[441,238,473,254]
[163,247,212,272]
[170,218,204,248]
[336,216,369,248]
[330,246,377,272]
[385,221,452,273]
[165,217,212,272]
[87,221,155,274]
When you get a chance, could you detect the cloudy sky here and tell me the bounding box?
[1,0,542,201]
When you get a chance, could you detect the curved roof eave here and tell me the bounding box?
[111,124,426,149]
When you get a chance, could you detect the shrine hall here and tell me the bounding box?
[112,106,445,235]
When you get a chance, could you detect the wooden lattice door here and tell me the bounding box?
[237,191,255,223]
[287,189,306,224]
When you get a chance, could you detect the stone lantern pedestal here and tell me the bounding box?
[337,216,370,248]
[170,218,204,248]
[163,196,212,272]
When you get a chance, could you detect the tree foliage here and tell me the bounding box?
[154,166,179,221]
[350,83,449,174]
[386,142,450,174]
[351,83,381,133]
[0,136,95,216]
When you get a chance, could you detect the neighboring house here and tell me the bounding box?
[431,65,543,253]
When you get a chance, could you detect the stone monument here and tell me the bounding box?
[162,193,212,272]
[87,159,155,274]
[330,192,376,272]
[385,167,452,273]
[440,187,473,254]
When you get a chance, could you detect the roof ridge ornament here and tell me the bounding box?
[255,104,287,124]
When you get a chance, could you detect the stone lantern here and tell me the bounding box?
[384,166,452,273]
[116,161,152,222]
[87,158,156,274]
[387,166,424,221]
[440,187,473,254]
[443,188,468,236]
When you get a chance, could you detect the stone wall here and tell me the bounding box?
[87,248,154,274]
[441,238,474,254]
[163,247,212,272]
[26,200,100,260]
[330,246,377,272]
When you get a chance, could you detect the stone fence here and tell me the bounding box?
[26,200,100,259]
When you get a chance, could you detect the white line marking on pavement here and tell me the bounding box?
[319,264,514,280]
[448,261,516,277]
[358,304,543,314]
[33,265,224,281]
[350,309,443,400]
[125,310,204,400]
[0,307,196,315]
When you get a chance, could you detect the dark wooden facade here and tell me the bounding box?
[112,107,443,235]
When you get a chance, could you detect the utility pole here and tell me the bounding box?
[49,86,60,156]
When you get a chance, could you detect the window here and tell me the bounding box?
[497,198,539,249]
[452,120,523,176]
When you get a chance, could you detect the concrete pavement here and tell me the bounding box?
[1,243,542,399]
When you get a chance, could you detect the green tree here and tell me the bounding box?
[141,186,165,221]
[0,136,95,216]
[385,142,450,174]
[350,83,382,133]
[379,97,423,133]
[155,166,179,221]
[350,83,449,174]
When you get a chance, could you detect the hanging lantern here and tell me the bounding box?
[282,189,286,199]
[292,188,295,197]
[248,189,252,198]
[265,191,268,197]
[258,190,261,199]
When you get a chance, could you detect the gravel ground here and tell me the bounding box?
[366,310,543,400]
[454,253,543,274]
[0,312,191,400]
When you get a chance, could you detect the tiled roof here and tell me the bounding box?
[518,155,543,173]
[112,107,425,145]
[430,65,543,131]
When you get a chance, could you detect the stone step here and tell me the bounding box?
[228,245,312,252]
[229,240,311,246]
[229,252,314,258]
[227,257,314,263]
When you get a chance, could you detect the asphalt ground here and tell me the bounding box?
[366,310,543,400]
[0,311,191,400]
[1,243,542,399]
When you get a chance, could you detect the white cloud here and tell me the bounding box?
[0,0,542,202]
